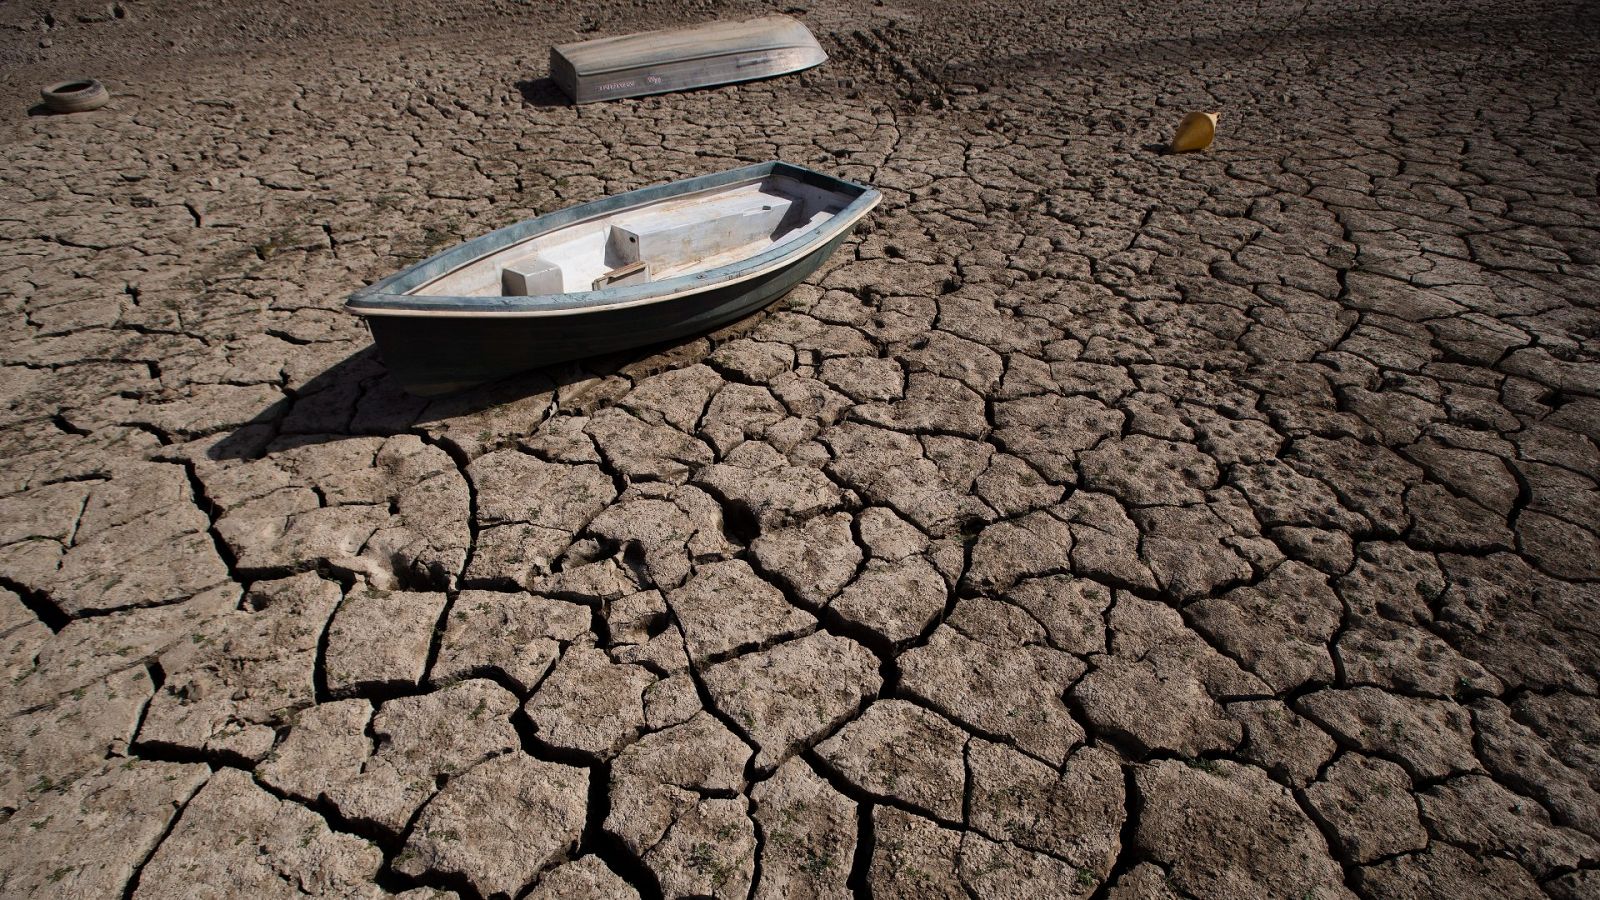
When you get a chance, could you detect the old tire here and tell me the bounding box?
[40,79,110,114]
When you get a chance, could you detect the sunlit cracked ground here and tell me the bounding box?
[1,0,1598,896]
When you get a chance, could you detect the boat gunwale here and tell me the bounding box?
[345,162,880,320]
[564,45,826,80]
[558,49,828,102]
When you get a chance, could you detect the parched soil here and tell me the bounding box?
[1,0,1598,897]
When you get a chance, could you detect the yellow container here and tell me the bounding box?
[1170,112,1219,153]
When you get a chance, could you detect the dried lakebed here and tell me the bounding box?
[0,0,1598,897]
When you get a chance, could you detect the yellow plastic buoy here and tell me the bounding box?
[1169,111,1219,153]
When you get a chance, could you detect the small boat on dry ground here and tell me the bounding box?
[551,15,827,104]
[346,162,880,397]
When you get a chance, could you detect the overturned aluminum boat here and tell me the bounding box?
[551,15,827,104]
[346,162,880,397]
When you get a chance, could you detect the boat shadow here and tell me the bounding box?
[205,326,738,462]
[515,78,572,108]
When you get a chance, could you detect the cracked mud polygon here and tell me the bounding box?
[1,0,1597,897]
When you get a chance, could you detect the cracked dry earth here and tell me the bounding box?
[1,0,1599,896]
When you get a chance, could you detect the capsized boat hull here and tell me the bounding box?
[365,226,852,396]
[346,162,879,397]
[551,15,827,104]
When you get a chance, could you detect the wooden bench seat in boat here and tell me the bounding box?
[500,190,794,296]
[501,255,563,296]
[610,191,793,274]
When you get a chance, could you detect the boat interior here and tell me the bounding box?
[412,174,851,298]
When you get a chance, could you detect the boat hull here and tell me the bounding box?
[347,162,879,396]
[551,16,826,104]
[366,226,853,397]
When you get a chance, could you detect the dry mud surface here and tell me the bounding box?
[1,0,1599,897]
